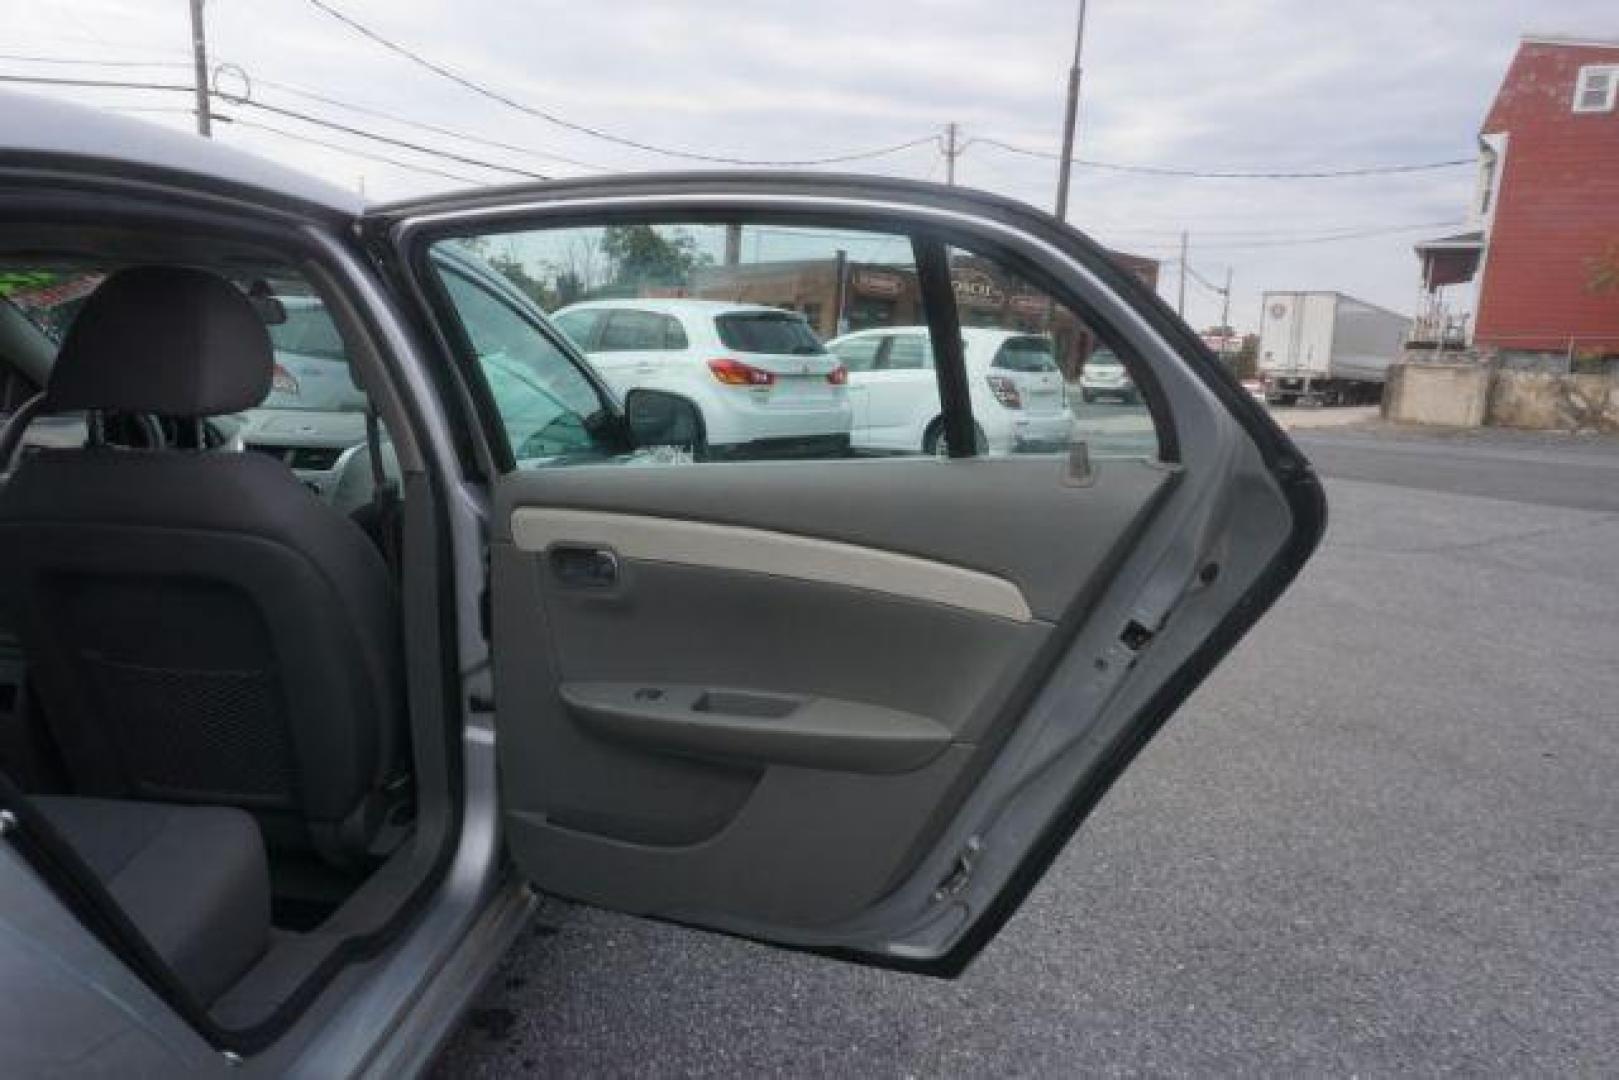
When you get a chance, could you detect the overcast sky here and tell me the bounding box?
[4,0,1617,330]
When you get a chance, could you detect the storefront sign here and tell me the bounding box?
[951,268,1005,309]
[853,270,905,298]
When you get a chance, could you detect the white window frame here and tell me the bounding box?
[1573,64,1619,114]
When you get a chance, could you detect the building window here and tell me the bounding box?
[1573,65,1618,113]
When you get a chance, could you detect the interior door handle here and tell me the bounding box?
[549,544,619,588]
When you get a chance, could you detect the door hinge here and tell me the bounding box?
[933,836,984,902]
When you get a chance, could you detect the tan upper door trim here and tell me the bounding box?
[510,507,1033,623]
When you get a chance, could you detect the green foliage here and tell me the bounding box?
[0,270,62,298]
[486,252,550,307]
[599,225,708,289]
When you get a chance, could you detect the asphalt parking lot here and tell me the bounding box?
[437,425,1619,1077]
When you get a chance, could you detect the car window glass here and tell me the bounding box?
[436,264,616,465]
[0,265,369,416]
[831,336,882,372]
[661,315,689,350]
[949,245,1161,459]
[598,309,669,352]
[427,222,935,464]
[553,309,600,349]
[715,311,825,355]
[884,335,933,371]
[993,336,1060,373]
[426,222,1160,465]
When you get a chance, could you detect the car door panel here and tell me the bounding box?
[498,458,1171,621]
[489,456,1171,926]
[373,177,1324,972]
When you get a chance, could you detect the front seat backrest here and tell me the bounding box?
[0,267,403,866]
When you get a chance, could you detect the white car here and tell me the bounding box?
[826,326,1075,455]
[552,299,851,458]
[1079,349,1139,404]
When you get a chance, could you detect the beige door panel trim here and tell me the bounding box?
[510,507,1034,623]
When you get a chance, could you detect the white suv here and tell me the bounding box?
[552,299,851,458]
[826,326,1075,455]
[1079,348,1139,404]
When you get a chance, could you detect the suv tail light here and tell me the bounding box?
[707,358,775,386]
[271,362,300,397]
[827,364,848,386]
[986,373,1022,409]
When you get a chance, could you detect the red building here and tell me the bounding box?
[1414,35,1619,363]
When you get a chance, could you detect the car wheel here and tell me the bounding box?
[923,419,989,457]
[1081,389,1095,403]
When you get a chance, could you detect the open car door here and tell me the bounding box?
[365,177,1325,974]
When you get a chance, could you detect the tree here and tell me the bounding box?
[600,224,707,289]
[486,249,549,308]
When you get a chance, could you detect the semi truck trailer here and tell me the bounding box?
[1258,291,1411,406]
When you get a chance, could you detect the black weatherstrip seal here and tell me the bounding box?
[912,235,976,458]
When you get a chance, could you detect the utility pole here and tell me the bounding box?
[188,0,211,137]
[1053,0,1089,221]
[1177,230,1188,318]
[1219,266,1233,348]
[944,123,960,185]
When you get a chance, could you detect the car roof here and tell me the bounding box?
[959,327,1047,345]
[0,90,364,219]
[556,298,795,318]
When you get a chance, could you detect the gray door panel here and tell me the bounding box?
[493,457,1173,621]
[490,457,1169,926]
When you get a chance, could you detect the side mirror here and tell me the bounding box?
[624,389,702,454]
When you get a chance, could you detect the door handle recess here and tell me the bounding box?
[559,682,951,774]
[549,544,619,588]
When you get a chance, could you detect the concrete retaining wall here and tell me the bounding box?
[1382,364,1490,428]
[1383,364,1619,432]
[1488,372,1619,433]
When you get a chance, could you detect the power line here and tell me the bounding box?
[1176,219,1468,250]
[1182,261,1228,295]
[217,114,488,185]
[300,0,938,167]
[101,105,197,115]
[0,55,611,173]
[969,136,1475,179]
[246,75,612,173]
[0,72,195,94]
[0,71,548,181]
[232,98,549,179]
[0,52,193,69]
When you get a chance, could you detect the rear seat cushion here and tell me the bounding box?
[33,796,270,1005]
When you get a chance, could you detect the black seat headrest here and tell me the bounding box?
[48,266,273,417]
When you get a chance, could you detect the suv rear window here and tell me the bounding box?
[716,311,825,355]
[269,301,347,361]
[993,336,1059,372]
[597,309,688,352]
